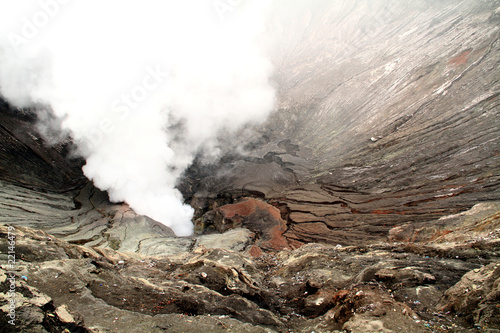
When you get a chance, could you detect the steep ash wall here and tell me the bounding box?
[184,0,500,245]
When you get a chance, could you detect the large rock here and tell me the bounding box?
[439,262,500,329]
[2,224,499,332]
[202,198,290,251]
[0,225,282,332]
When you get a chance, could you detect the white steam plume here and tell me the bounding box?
[0,1,276,236]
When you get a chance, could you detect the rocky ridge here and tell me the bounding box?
[1,200,499,332]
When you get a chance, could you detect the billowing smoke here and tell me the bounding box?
[0,1,276,236]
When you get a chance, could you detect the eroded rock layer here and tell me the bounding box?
[0,1,499,332]
[0,101,85,192]
[183,0,500,246]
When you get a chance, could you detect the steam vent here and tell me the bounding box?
[1,1,499,332]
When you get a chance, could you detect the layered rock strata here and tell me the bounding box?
[0,1,499,332]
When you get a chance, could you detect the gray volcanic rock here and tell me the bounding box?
[388,201,500,249]
[0,1,499,332]
[0,180,258,257]
[184,0,500,246]
[1,222,498,332]
[0,0,497,250]
[439,262,500,329]
[0,101,86,192]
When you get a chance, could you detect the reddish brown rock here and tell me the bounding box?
[211,198,290,251]
[248,245,263,257]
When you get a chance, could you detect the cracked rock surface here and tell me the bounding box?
[1,211,499,332]
[0,0,499,332]
[182,0,500,247]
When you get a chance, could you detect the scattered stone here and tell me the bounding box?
[1,223,498,332]
[343,316,394,333]
[55,305,75,324]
